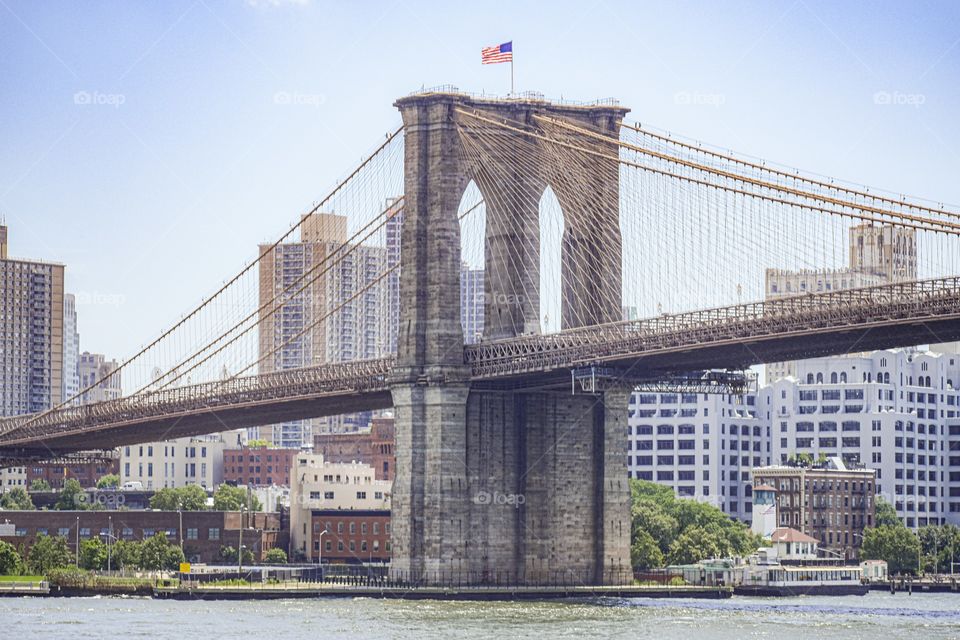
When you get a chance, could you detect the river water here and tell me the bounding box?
[6,593,960,639]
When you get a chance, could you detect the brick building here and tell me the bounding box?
[305,509,390,563]
[222,446,299,487]
[26,456,120,489]
[313,417,395,481]
[752,458,876,560]
[0,510,282,564]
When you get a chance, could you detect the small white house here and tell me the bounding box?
[768,527,819,561]
[860,559,888,581]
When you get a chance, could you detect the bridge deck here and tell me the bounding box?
[2,276,959,462]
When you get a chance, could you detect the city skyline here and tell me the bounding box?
[4,2,960,610]
[1,1,959,362]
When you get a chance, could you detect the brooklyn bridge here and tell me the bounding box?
[2,89,960,585]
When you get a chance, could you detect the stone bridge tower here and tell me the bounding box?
[389,91,632,585]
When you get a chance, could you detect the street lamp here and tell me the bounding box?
[100,530,120,572]
[75,515,80,566]
[317,529,328,572]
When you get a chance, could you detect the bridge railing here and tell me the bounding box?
[0,357,395,440]
[464,275,960,377]
[3,276,959,446]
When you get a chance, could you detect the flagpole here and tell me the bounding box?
[511,57,514,96]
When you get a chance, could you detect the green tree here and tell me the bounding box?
[875,496,902,528]
[247,439,271,448]
[150,485,209,511]
[917,525,960,574]
[29,479,52,492]
[96,474,120,489]
[264,547,287,564]
[149,487,181,511]
[177,484,209,511]
[27,535,73,574]
[139,533,186,571]
[667,526,727,565]
[628,479,761,571]
[861,526,921,575]
[0,540,24,575]
[79,537,108,570]
[631,500,679,553]
[54,478,89,510]
[110,539,142,570]
[213,484,261,512]
[0,487,34,510]
[630,529,664,570]
[219,545,254,565]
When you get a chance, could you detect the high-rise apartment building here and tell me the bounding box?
[460,264,484,344]
[256,211,400,446]
[78,352,122,404]
[0,224,64,416]
[62,293,80,404]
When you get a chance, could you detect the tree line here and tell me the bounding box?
[0,533,288,577]
[0,479,262,512]
[860,497,960,575]
[629,480,763,569]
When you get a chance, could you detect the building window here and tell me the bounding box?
[209,528,220,541]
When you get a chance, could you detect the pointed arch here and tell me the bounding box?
[458,179,486,344]
[539,185,564,334]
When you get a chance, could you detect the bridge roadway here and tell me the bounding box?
[2,276,960,463]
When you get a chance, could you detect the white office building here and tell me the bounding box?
[627,391,770,523]
[762,348,960,529]
[289,453,392,558]
[0,466,26,494]
[629,346,960,530]
[120,430,245,490]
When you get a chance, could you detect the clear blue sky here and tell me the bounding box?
[2,0,958,360]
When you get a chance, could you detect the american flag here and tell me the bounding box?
[481,41,513,64]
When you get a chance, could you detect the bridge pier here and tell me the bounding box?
[463,388,630,585]
[392,386,630,586]
[389,91,631,586]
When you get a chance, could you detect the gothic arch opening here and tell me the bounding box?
[539,186,564,334]
[458,180,486,344]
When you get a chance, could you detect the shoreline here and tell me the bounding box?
[6,580,960,601]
